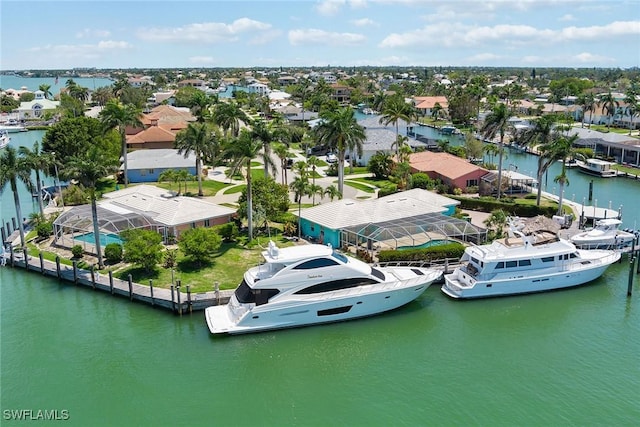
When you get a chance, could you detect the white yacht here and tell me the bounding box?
[205,241,442,335]
[0,130,10,149]
[576,158,618,178]
[442,219,620,299]
[570,218,636,250]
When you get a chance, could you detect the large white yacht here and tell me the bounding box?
[570,218,636,250]
[205,241,442,335]
[442,219,621,299]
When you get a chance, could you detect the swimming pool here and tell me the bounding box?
[397,239,450,250]
[74,232,123,247]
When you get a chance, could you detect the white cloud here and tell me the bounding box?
[26,40,132,62]
[559,14,576,22]
[351,18,377,27]
[380,20,640,49]
[137,18,272,43]
[468,53,503,62]
[289,29,366,46]
[571,52,616,64]
[189,56,216,64]
[315,0,368,16]
[76,28,111,39]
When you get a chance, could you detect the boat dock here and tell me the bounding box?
[2,247,233,314]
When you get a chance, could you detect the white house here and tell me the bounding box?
[247,82,269,96]
[15,90,60,120]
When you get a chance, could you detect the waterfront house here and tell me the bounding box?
[330,84,351,106]
[408,151,489,192]
[124,149,197,183]
[413,96,448,118]
[126,123,187,150]
[15,90,60,120]
[295,188,484,251]
[562,127,640,167]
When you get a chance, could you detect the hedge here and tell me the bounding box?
[449,196,557,217]
[378,242,465,263]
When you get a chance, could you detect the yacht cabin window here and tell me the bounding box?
[294,258,340,270]
[294,277,379,295]
[506,261,517,268]
[542,256,554,263]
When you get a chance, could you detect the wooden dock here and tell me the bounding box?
[3,247,233,314]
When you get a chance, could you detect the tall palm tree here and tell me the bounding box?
[289,175,310,239]
[99,99,143,188]
[19,141,53,217]
[550,133,580,215]
[224,129,263,240]
[578,92,596,128]
[175,122,214,197]
[210,100,249,138]
[63,147,118,269]
[0,146,33,249]
[518,114,560,205]
[379,95,416,158]
[38,84,53,100]
[480,103,511,199]
[190,91,215,123]
[306,156,322,204]
[250,119,278,179]
[296,78,313,126]
[273,143,292,185]
[598,91,619,130]
[314,107,366,195]
[623,90,639,135]
[157,169,179,192]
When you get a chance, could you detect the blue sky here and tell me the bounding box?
[2,0,639,70]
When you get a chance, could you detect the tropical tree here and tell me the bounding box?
[63,146,118,269]
[273,142,292,185]
[578,92,597,128]
[38,84,53,100]
[99,99,143,187]
[367,151,394,179]
[518,114,560,205]
[19,141,53,217]
[314,107,366,194]
[289,175,311,239]
[431,102,444,122]
[0,146,33,249]
[370,90,386,113]
[190,90,215,123]
[550,133,580,215]
[324,185,342,202]
[623,90,639,135]
[378,95,416,158]
[598,91,619,129]
[175,169,193,195]
[157,169,179,192]
[250,119,278,179]
[306,155,322,204]
[480,103,511,199]
[224,129,263,240]
[92,86,114,106]
[210,100,249,138]
[175,122,214,196]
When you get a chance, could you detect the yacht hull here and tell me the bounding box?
[205,272,439,335]
[441,252,620,299]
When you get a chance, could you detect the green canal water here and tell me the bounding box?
[2,129,640,426]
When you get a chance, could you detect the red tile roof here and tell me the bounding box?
[409,151,488,180]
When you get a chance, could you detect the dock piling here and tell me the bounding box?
[170,285,175,312]
[176,280,182,316]
[39,252,44,274]
[149,280,154,306]
[90,265,96,289]
[128,274,133,301]
[187,285,192,314]
[55,255,61,279]
[627,253,636,297]
[72,260,78,284]
[108,270,114,294]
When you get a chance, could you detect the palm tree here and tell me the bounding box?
[157,169,178,192]
[38,84,53,100]
[250,119,278,179]
[99,99,143,188]
[19,141,53,217]
[210,100,249,138]
[379,95,416,158]
[0,146,33,249]
[190,90,215,123]
[431,102,443,122]
[370,90,386,113]
[518,114,560,205]
[63,147,118,269]
[306,155,322,204]
[324,185,342,202]
[480,103,511,199]
[623,90,639,135]
[296,78,313,126]
[550,133,580,215]
[314,107,366,195]
[289,176,310,239]
[599,91,619,130]
[273,143,292,185]
[175,169,193,195]
[174,122,214,196]
[578,92,596,128]
[224,129,263,240]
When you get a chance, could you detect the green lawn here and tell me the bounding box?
[223,184,246,195]
[113,236,295,292]
[343,180,376,193]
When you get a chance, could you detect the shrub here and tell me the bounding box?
[163,249,178,268]
[71,244,84,259]
[104,243,123,264]
[63,185,89,206]
[378,243,466,263]
[283,221,297,237]
[378,184,398,198]
[411,173,435,190]
[36,221,53,239]
[218,222,239,242]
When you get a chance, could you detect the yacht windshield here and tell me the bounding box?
[370,267,385,281]
[332,250,348,264]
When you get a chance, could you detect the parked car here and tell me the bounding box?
[285,158,294,169]
[307,144,328,156]
[325,153,337,163]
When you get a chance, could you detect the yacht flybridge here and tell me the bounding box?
[205,241,442,335]
[442,218,621,299]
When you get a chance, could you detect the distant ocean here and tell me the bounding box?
[0,75,113,96]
